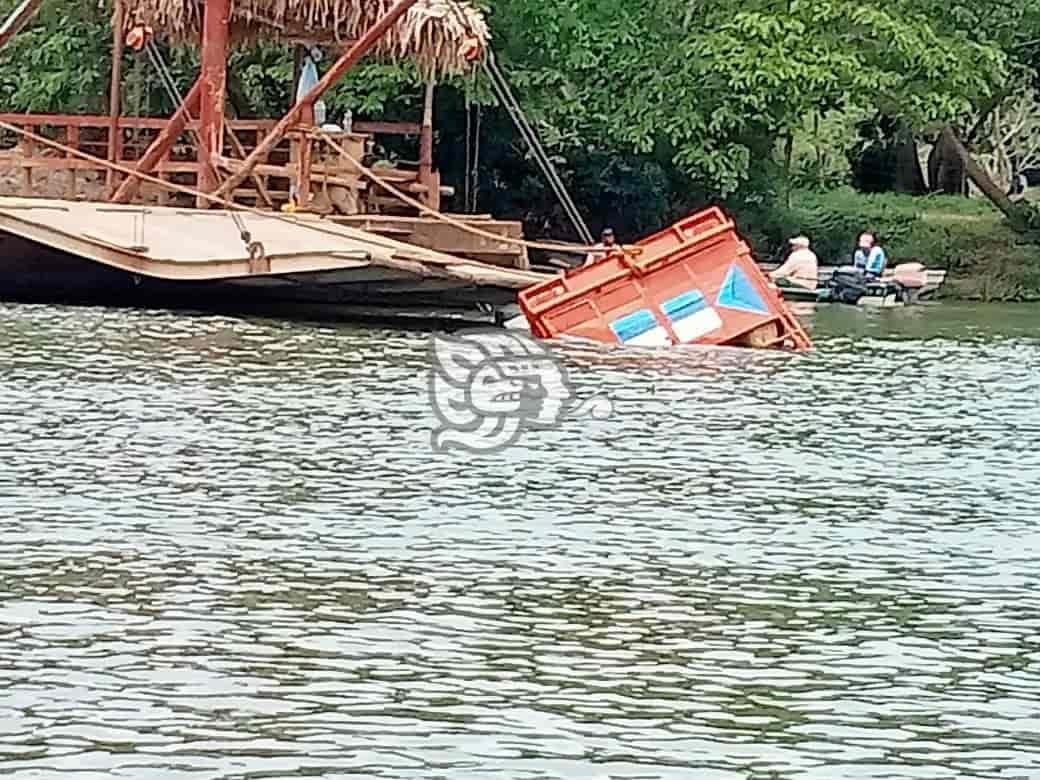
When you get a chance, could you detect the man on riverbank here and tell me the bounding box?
[769,235,819,291]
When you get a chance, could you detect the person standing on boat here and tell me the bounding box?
[584,227,619,266]
[769,235,819,291]
[853,232,887,279]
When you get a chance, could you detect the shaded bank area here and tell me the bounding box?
[736,188,1040,302]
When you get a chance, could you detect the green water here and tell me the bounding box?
[0,300,1037,779]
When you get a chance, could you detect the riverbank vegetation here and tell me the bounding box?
[3,0,1040,296]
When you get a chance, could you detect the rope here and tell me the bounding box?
[141,39,260,256]
[310,128,602,255]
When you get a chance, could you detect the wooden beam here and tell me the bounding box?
[198,0,231,204]
[353,121,422,136]
[419,78,436,209]
[106,0,125,196]
[212,0,421,201]
[0,0,45,52]
[111,78,202,203]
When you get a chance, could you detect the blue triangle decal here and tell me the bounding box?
[717,263,770,315]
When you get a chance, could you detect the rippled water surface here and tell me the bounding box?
[1,301,1039,780]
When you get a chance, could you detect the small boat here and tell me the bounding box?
[768,263,947,308]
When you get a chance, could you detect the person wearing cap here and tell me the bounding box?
[584,227,619,266]
[769,235,819,291]
[853,232,887,279]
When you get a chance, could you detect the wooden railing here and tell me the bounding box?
[0,114,447,213]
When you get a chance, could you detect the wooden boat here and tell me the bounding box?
[763,264,948,308]
[0,196,549,323]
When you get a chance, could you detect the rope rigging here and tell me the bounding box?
[136,36,264,261]
[442,1,593,245]
[439,1,593,244]
[481,50,594,246]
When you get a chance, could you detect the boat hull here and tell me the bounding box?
[0,233,522,324]
[0,197,551,324]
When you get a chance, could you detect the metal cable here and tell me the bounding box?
[143,40,256,249]
[443,1,594,244]
[482,51,593,244]
[311,129,599,254]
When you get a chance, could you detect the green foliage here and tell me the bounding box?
[0,0,111,112]
[483,0,1009,197]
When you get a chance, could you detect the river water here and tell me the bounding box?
[1,301,1038,779]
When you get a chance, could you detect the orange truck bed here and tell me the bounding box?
[518,207,812,351]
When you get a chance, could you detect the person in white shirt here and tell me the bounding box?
[770,235,819,291]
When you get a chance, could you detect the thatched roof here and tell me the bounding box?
[121,0,490,76]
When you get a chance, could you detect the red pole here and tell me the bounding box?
[198,0,231,204]
[213,0,421,201]
[111,79,202,204]
[106,0,126,197]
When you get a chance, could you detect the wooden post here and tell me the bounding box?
[21,126,33,197]
[66,125,79,199]
[297,132,313,209]
[419,77,437,210]
[107,0,125,196]
[213,0,421,201]
[197,0,231,206]
[111,78,202,203]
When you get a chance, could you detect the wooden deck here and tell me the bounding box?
[0,113,531,271]
[0,197,551,313]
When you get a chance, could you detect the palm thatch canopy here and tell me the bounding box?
[121,0,491,76]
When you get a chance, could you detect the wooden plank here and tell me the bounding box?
[0,113,285,132]
[354,120,421,136]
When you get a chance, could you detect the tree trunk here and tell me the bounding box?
[940,125,1028,229]
[783,131,793,208]
[928,131,967,195]
[893,135,927,194]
